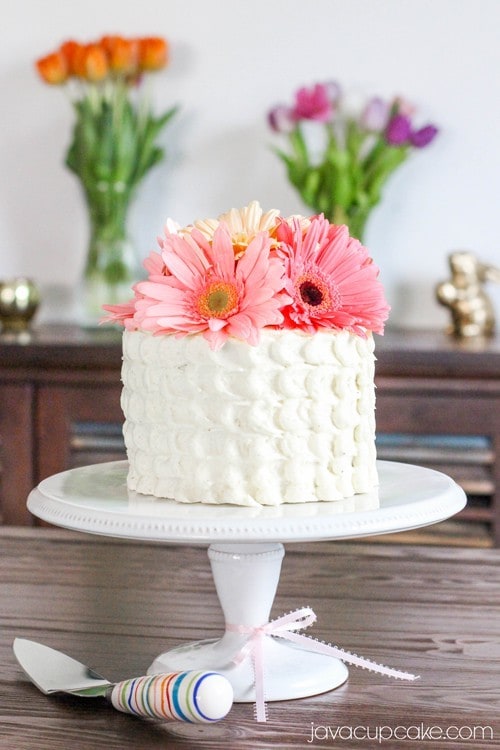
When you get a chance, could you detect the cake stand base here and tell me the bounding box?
[147,542,349,702]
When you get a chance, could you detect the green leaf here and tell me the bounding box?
[345,120,364,157]
[65,90,178,198]
[322,148,353,209]
[288,125,310,167]
[112,101,139,184]
[154,105,179,132]
[132,106,176,184]
[300,169,321,206]
[94,102,115,182]
[361,135,390,175]
[364,146,409,204]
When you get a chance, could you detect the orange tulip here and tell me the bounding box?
[101,35,139,75]
[71,44,88,78]
[59,40,82,77]
[139,37,169,72]
[35,51,68,85]
[73,43,109,82]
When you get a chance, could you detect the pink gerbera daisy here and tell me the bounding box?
[143,249,168,278]
[277,216,390,336]
[101,250,168,328]
[101,298,138,328]
[130,223,289,350]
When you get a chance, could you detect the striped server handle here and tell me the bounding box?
[110,670,233,723]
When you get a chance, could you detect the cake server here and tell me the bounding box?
[13,638,233,723]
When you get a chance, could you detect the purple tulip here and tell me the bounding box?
[385,113,412,145]
[410,124,439,148]
[268,105,296,134]
[360,97,390,132]
[323,80,342,104]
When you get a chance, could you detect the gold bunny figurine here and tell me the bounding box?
[436,251,500,338]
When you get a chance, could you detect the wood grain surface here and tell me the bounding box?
[0,527,499,749]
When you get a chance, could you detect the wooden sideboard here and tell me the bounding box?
[374,328,500,546]
[0,325,124,526]
[1,324,500,544]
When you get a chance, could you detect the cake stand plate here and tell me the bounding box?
[27,460,466,703]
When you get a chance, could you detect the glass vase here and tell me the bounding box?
[79,192,141,327]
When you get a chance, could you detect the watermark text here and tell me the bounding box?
[307,722,494,744]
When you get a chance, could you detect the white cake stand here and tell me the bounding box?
[27,460,466,704]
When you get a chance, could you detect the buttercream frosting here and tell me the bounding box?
[121,328,378,506]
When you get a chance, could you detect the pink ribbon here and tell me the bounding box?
[227,606,419,722]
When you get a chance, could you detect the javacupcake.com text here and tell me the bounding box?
[307,722,494,744]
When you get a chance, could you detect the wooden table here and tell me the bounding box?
[1,528,498,749]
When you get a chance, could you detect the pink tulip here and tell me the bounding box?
[292,83,335,123]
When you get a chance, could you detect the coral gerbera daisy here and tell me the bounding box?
[277,216,390,336]
[187,200,281,258]
[128,223,289,350]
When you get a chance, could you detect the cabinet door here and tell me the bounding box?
[35,385,125,482]
[0,384,34,525]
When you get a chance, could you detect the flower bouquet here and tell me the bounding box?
[103,200,390,348]
[35,34,178,323]
[268,82,438,241]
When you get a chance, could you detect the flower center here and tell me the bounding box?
[299,281,324,306]
[296,272,338,312]
[197,280,239,318]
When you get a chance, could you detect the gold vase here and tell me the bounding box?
[0,277,40,331]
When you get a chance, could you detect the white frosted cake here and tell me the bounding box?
[121,328,376,506]
[104,202,390,507]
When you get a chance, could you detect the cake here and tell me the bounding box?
[104,201,390,507]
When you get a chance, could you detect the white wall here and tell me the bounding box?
[2,0,499,328]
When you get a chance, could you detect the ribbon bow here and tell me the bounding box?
[227,606,419,722]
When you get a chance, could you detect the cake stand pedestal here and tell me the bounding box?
[150,541,350,702]
[27,460,466,704]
